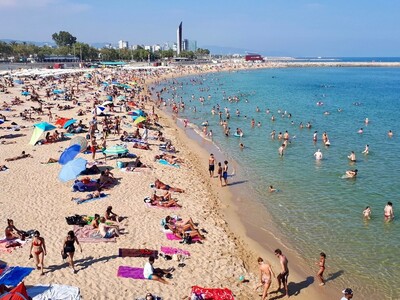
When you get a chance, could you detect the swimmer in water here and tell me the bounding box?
[348,151,356,162]
[365,118,369,124]
[269,185,277,193]
[313,131,318,142]
[363,206,371,219]
[270,130,276,139]
[314,149,323,160]
[239,143,245,149]
[278,144,285,157]
[346,169,358,178]
[358,128,363,134]
[388,130,393,137]
[257,122,261,127]
[384,202,394,221]
[362,144,369,154]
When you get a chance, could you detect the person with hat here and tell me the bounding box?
[341,288,353,299]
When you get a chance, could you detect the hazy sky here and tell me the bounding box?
[1,0,400,56]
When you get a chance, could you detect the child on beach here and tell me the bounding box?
[316,252,326,286]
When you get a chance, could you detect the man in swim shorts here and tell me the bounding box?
[222,160,228,186]
[143,256,172,284]
[275,249,289,297]
[208,154,215,178]
[257,257,275,300]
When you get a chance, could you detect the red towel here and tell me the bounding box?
[191,286,234,300]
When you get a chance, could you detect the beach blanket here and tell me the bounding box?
[0,238,26,254]
[27,284,80,300]
[160,246,190,257]
[73,194,108,205]
[0,266,34,286]
[117,266,145,280]
[145,203,180,210]
[73,225,116,243]
[165,233,200,242]
[118,248,158,258]
[157,159,180,168]
[191,286,235,300]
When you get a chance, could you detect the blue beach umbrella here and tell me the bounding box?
[21,91,30,96]
[58,158,87,182]
[63,119,77,129]
[14,79,24,84]
[34,122,56,131]
[59,144,81,165]
[133,109,146,117]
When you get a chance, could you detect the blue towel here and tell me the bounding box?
[158,159,180,168]
[0,266,34,286]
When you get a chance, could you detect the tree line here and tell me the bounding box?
[0,31,210,62]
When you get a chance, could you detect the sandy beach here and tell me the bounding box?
[0,62,371,299]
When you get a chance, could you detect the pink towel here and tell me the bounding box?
[117,266,146,279]
[165,233,200,241]
[160,246,190,257]
[73,225,116,243]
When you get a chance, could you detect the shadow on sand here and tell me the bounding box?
[46,254,118,273]
[269,276,314,299]
[325,270,344,283]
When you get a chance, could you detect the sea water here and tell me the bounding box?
[158,67,400,299]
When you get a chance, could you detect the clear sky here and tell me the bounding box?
[1,0,400,56]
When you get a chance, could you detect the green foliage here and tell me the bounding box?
[52,31,77,47]
[196,48,210,55]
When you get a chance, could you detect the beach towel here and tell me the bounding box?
[165,233,200,242]
[0,238,26,254]
[117,266,145,280]
[0,282,29,300]
[191,286,235,300]
[73,194,108,205]
[145,203,180,210]
[118,248,158,258]
[73,225,116,243]
[160,246,190,257]
[27,284,80,300]
[157,159,180,168]
[0,266,34,286]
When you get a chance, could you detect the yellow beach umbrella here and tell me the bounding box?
[133,116,146,125]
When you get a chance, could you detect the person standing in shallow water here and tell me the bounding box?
[222,160,228,186]
[315,252,326,286]
[208,154,215,178]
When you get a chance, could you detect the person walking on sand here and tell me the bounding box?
[29,231,46,276]
[384,201,394,221]
[274,249,289,297]
[222,160,229,186]
[91,138,97,161]
[208,154,215,178]
[62,230,82,274]
[256,257,275,300]
[315,252,326,286]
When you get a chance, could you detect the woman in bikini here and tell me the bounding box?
[62,230,82,274]
[30,231,47,275]
[5,219,25,240]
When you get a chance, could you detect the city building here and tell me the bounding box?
[118,40,129,49]
[183,39,189,51]
[188,40,197,52]
[176,22,182,55]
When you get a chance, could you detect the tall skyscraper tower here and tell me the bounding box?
[177,22,182,55]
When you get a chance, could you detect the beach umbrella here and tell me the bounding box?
[63,119,77,129]
[102,101,113,106]
[34,122,56,131]
[14,79,24,84]
[133,116,146,125]
[133,109,146,117]
[58,158,87,182]
[59,144,81,165]
[29,122,56,145]
[55,117,69,127]
[21,91,30,96]
[94,105,106,115]
[103,145,128,155]
[70,136,88,153]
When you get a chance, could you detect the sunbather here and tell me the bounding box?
[133,142,150,150]
[105,206,120,222]
[98,217,119,238]
[169,226,205,241]
[99,171,116,186]
[40,158,58,164]
[5,219,25,240]
[152,179,184,193]
[154,153,183,164]
[71,190,104,204]
[146,194,181,208]
[143,256,173,284]
[5,151,33,162]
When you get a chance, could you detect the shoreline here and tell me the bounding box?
[147,72,341,299]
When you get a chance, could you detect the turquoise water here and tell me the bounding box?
[159,67,400,299]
